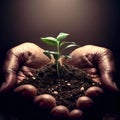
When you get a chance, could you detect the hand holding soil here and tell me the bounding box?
[0,39,119,119]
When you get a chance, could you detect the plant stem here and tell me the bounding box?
[56,60,60,78]
[56,42,60,78]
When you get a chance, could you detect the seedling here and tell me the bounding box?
[40,32,78,77]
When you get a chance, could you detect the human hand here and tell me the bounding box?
[33,45,119,119]
[62,45,119,92]
[0,44,119,120]
[0,42,51,93]
[57,45,119,119]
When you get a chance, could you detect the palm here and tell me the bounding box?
[17,65,38,83]
[63,45,118,92]
[1,43,50,92]
[70,57,101,84]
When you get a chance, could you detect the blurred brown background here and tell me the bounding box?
[0,0,120,56]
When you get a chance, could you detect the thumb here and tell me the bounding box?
[0,71,17,93]
[0,51,19,93]
[101,71,119,93]
[98,50,119,92]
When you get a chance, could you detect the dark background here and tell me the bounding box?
[0,0,120,61]
[0,0,120,119]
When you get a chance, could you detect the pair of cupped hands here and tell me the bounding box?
[0,42,119,119]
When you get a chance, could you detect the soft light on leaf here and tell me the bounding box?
[41,37,58,46]
[60,41,66,47]
[65,43,78,50]
[57,32,69,41]
[43,50,52,59]
[44,50,59,60]
[60,41,75,47]
[49,51,59,60]
[40,32,79,77]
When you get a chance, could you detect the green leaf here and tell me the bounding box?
[44,50,59,60]
[60,41,75,47]
[65,43,79,50]
[60,41,66,47]
[41,37,58,46]
[50,51,59,60]
[56,32,69,41]
[52,53,59,60]
[43,50,52,59]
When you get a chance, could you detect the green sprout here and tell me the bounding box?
[40,32,78,77]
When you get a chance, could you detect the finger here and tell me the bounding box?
[34,94,56,109]
[14,84,37,99]
[85,86,104,99]
[0,51,19,93]
[76,96,93,111]
[0,72,17,94]
[51,105,69,119]
[70,109,84,120]
[98,49,119,92]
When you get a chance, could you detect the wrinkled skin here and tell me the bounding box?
[62,45,119,92]
[0,43,119,119]
[0,42,51,93]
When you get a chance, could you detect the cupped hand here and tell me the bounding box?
[56,45,119,119]
[1,44,119,120]
[0,42,51,93]
[61,45,119,92]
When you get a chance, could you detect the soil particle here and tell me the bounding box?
[18,64,100,110]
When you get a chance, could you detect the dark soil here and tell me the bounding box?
[18,64,100,110]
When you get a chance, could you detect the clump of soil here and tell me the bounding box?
[18,64,100,110]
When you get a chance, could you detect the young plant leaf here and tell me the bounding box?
[41,37,58,46]
[60,41,66,47]
[43,50,53,59]
[44,50,59,60]
[65,43,79,50]
[57,32,69,41]
[60,41,76,47]
[48,51,59,60]
[40,32,79,78]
